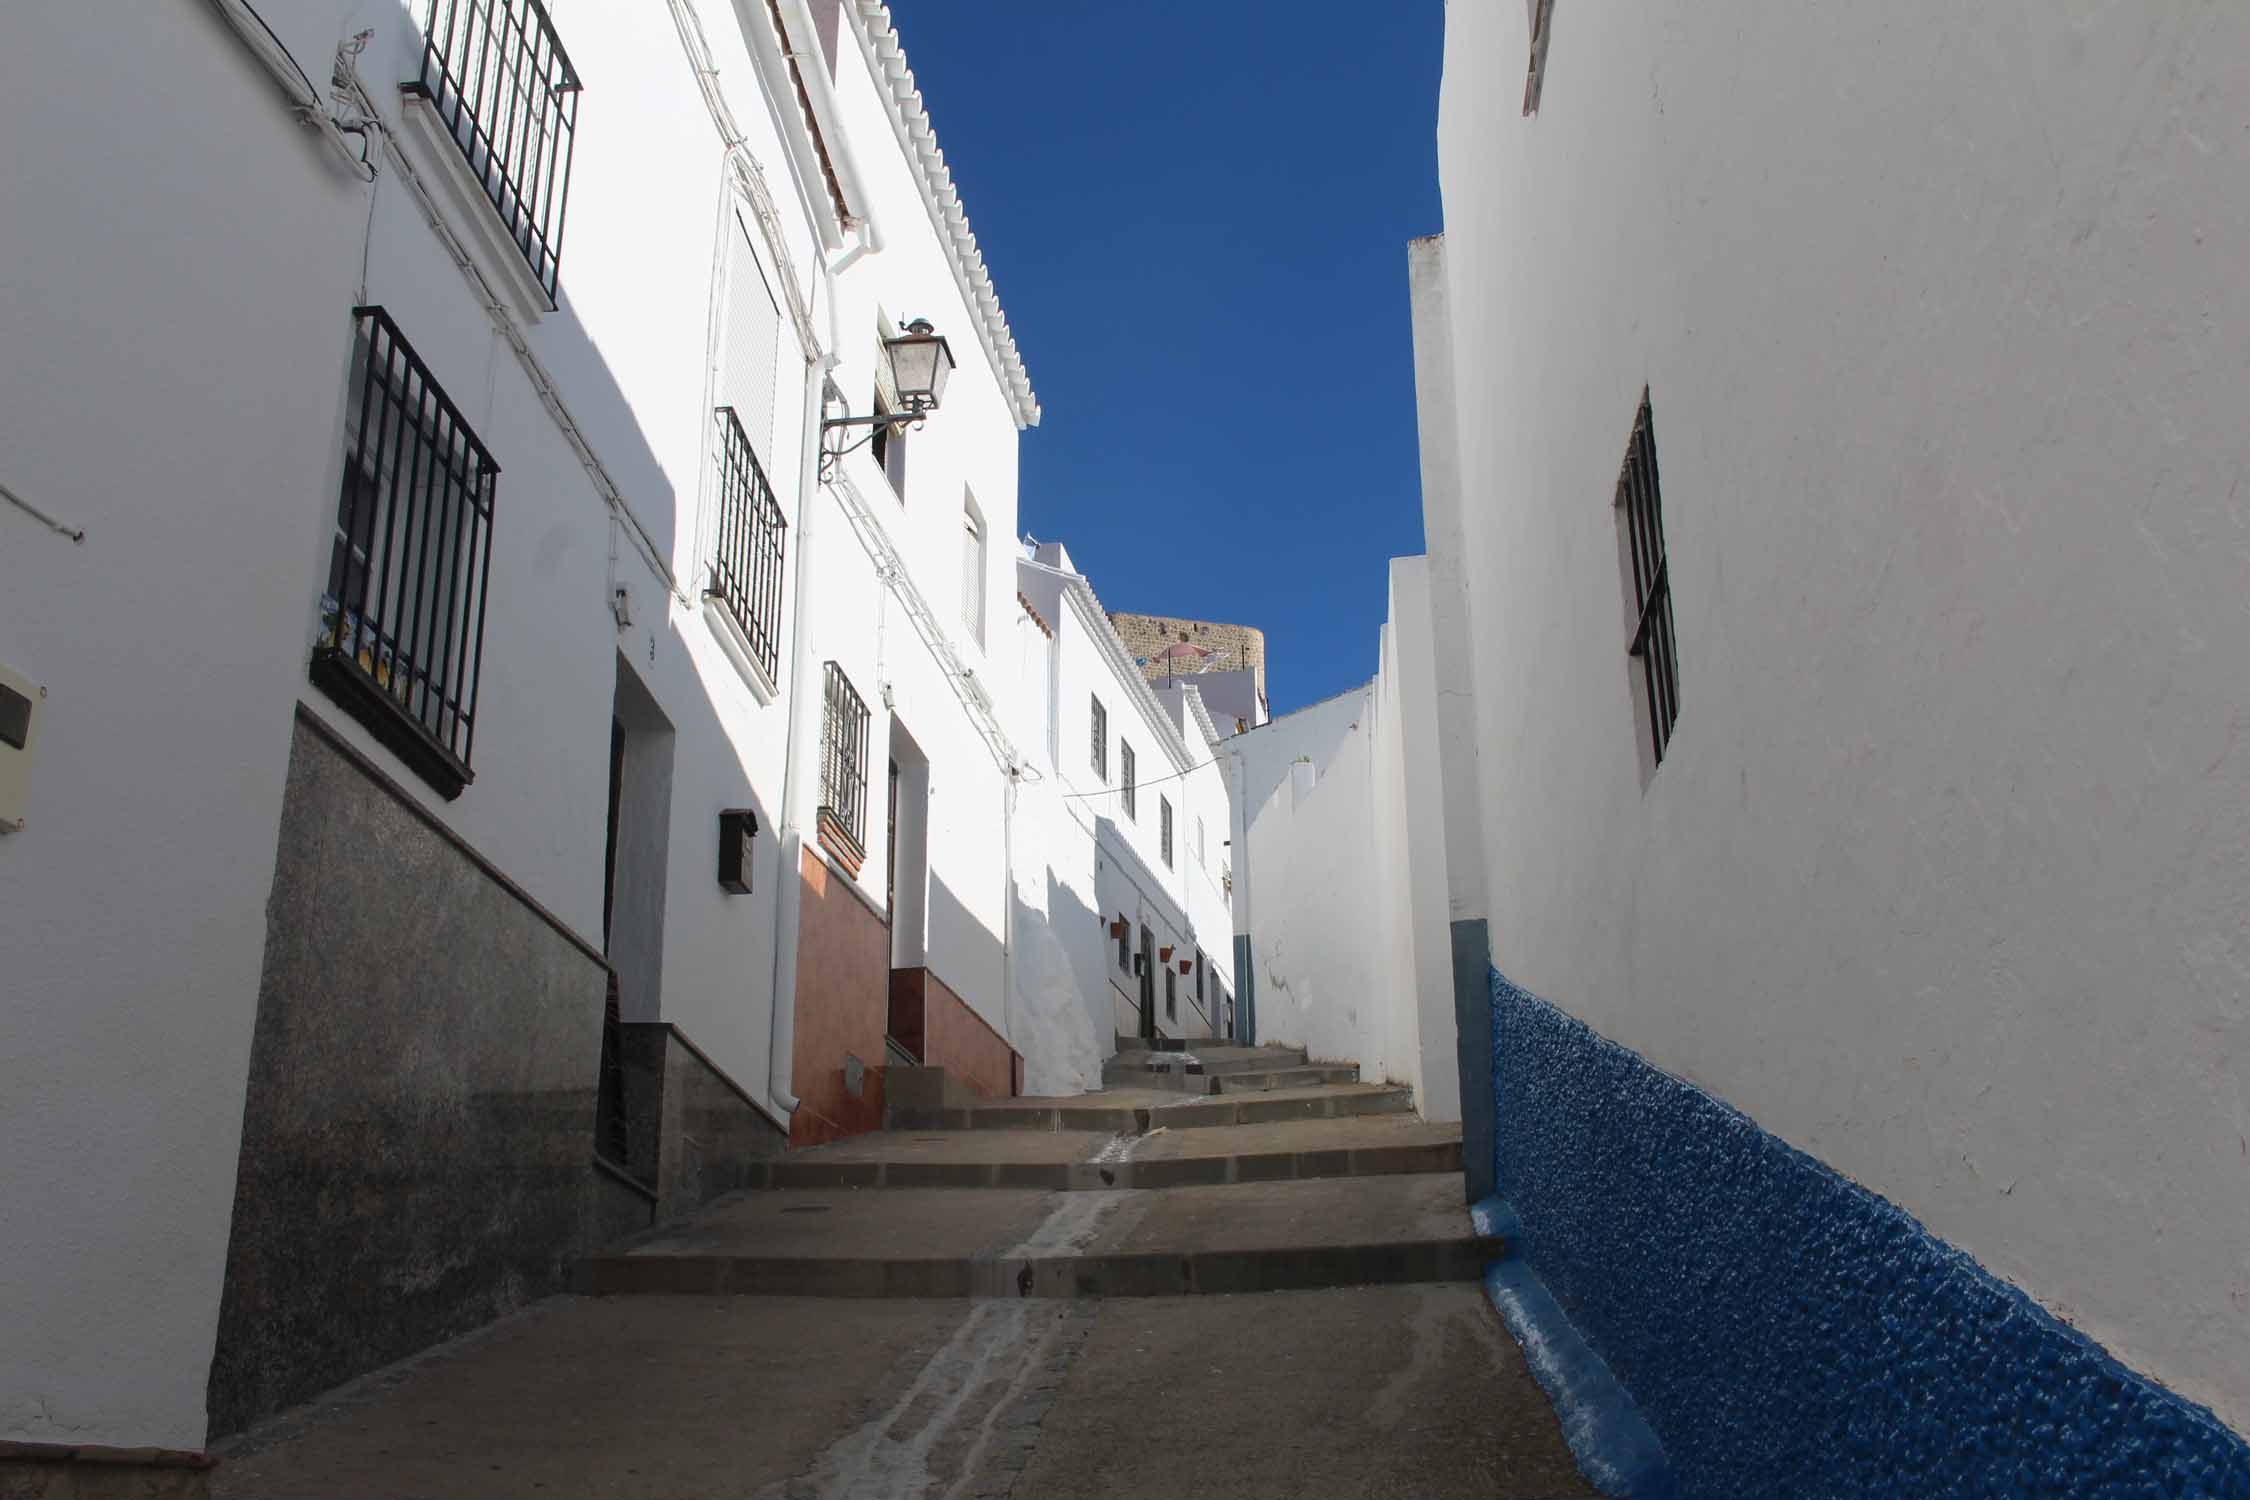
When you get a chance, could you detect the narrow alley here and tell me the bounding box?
[7,1,2250,1496]
[209,1043,1587,1499]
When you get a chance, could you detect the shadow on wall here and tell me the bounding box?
[920,873,1020,1098]
[1010,869,1106,1096]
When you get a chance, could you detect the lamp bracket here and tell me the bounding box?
[818,409,928,483]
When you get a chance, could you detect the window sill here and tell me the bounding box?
[395,86,557,326]
[817,808,866,879]
[308,648,472,801]
[703,594,779,705]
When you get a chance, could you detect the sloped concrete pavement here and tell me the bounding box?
[212,1054,1594,1499]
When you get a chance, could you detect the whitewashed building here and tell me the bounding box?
[1224,559,1463,1124]
[1010,543,1239,1088]
[1402,0,2250,1490]
[0,0,1062,1471]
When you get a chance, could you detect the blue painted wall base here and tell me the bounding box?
[1488,967,2250,1500]
[1473,1195,1678,1499]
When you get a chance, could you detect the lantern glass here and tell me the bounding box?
[883,320,956,413]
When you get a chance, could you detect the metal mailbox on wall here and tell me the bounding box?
[717,807,758,894]
[0,661,41,834]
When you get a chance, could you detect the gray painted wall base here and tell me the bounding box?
[1450,918,1495,1202]
[620,1022,788,1221]
[206,716,640,1438]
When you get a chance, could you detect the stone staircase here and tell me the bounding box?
[579,1050,1489,1302]
[1098,1035,1366,1094]
[216,1052,1593,1499]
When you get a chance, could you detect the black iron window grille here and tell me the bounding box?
[1121,741,1137,819]
[407,0,582,301]
[1160,797,1174,868]
[1617,390,1681,767]
[313,306,499,799]
[1165,962,1177,1022]
[1090,696,1108,782]
[709,406,788,682]
[820,662,871,856]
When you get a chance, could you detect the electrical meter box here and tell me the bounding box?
[0,660,41,833]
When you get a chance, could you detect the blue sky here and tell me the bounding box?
[891,3,1445,715]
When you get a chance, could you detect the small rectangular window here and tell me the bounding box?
[819,661,872,866]
[1090,696,1108,781]
[312,305,498,800]
[871,387,908,498]
[1121,741,1137,819]
[1165,962,1177,1022]
[960,497,985,645]
[1616,389,1680,767]
[1160,797,1174,868]
[1116,915,1130,971]
[1523,0,1554,116]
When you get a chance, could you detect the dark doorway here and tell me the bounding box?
[598,715,627,1161]
[602,716,625,947]
[1138,924,1156,1040]
[886,757,900,926]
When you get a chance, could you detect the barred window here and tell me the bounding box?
[1160,797,1174,868]
[708,406,787,682]
[1165,959,1177,1021]
[409,0,582,300]
[312,306,498,800]
[1121,740,1137,820]
[819,662,871,864]
[1090,696,1108,781]
[1616,389,1680,767]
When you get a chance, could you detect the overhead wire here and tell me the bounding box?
[1058,753,1224,800]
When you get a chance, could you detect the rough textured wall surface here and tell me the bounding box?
[207,718,616,1438]
[1489,971,2250,1499]
[1106,612,1267,708]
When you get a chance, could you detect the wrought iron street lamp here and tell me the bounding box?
[819,318,957,481]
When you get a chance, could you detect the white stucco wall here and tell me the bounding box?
[1011,551,1238,1072]
[1434,0,2250,1427]
[0,0,1041,1450]
[0,7,371,1449]
[1233,560,1459,1117]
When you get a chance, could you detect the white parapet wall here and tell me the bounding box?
[1230,559,1459,1120]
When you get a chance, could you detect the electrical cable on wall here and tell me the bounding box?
[1059,754,1223,800]
[203,0,376,179]
[0,478,86,545]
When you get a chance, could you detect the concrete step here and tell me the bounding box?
[578,1174,1500,1299]
[891,1082,1415,1134]
[1114,1034,1194,1053]
[1210,1064,1361,1094]
[1101,1045,1310,1085]
[739,1116,1463,1191]
[1149,1083,1411,1130]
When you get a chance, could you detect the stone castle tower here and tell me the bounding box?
[1106,612,1268,723]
